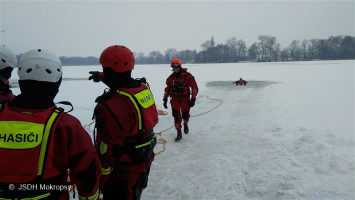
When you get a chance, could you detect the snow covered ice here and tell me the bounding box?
[10,60,354,199]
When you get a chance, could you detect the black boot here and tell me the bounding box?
[175,130,182,141]
[183,123,189,134]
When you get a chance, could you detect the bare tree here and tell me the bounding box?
[341,35,355,59]
[201,36,215,51]
[248,42,260,61]
[201,40,211,51]
[226,37,247,62]
[271,43,281,61]
[226,37,238,62]
[164,48,178,61]
[176,49,197,63]
[309,39,320,60]
[211,36,215,48]
[280,48,290,61]
[301,39,309,60]
[148,51,164,63]
[236,40,247,61]
[289,40,301,61]
[257,35,277,61]
[327,36,343,59]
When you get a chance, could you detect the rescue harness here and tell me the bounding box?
[170,72,190,97]
[96,82,157,167]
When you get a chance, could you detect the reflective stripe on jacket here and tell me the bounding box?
[0,102,63,183]
[0,102,101,200]
[164,68,198,99]
[115,83,157,133]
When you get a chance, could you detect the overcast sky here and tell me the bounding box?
[0,0,354,57]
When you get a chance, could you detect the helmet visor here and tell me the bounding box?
[171,63,180,68]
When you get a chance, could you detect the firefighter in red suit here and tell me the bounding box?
[0,45,17,102]
[0,49,101,200]
[88,45,159,200]
[234,78,248,86]
[163,58,198,141]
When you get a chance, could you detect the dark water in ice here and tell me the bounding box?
[206,80,277,89]
[9,78,88,88]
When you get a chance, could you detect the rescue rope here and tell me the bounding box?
[155,95,223,155]
[191,96,223,118]
[154,137,168,155]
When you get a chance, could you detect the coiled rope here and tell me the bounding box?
[155,95,223,155]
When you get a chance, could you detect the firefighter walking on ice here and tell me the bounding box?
[163,58,198,141]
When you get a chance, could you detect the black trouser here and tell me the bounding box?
[102,166,151,200]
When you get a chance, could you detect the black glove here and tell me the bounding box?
[163,99,168,109]
[189,98,196,107]
[88,71,102,82]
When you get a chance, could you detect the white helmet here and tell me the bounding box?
[0,45,17,70]
[18,49,62,83]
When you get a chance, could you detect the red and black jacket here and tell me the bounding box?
[0,102,101,200]
[163,68,198,99]
[94,80,158,184]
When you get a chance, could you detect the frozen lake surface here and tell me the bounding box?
[10,60,354,200]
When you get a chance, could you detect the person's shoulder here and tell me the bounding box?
[102,92,138,109]
[55,112,94,143]
[183,70,195,77]
[55,112,89,134]
[104,93,128,102]
[58,112,82,126]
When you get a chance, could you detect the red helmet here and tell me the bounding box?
[99,45,135,73]
[171,57,182,67]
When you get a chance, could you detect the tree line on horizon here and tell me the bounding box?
[58,35,354,66]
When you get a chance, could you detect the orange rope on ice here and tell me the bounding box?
[154,125,174,156]
[155,95,223,155]
[191,95,223,118]
[155,137,167,155]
